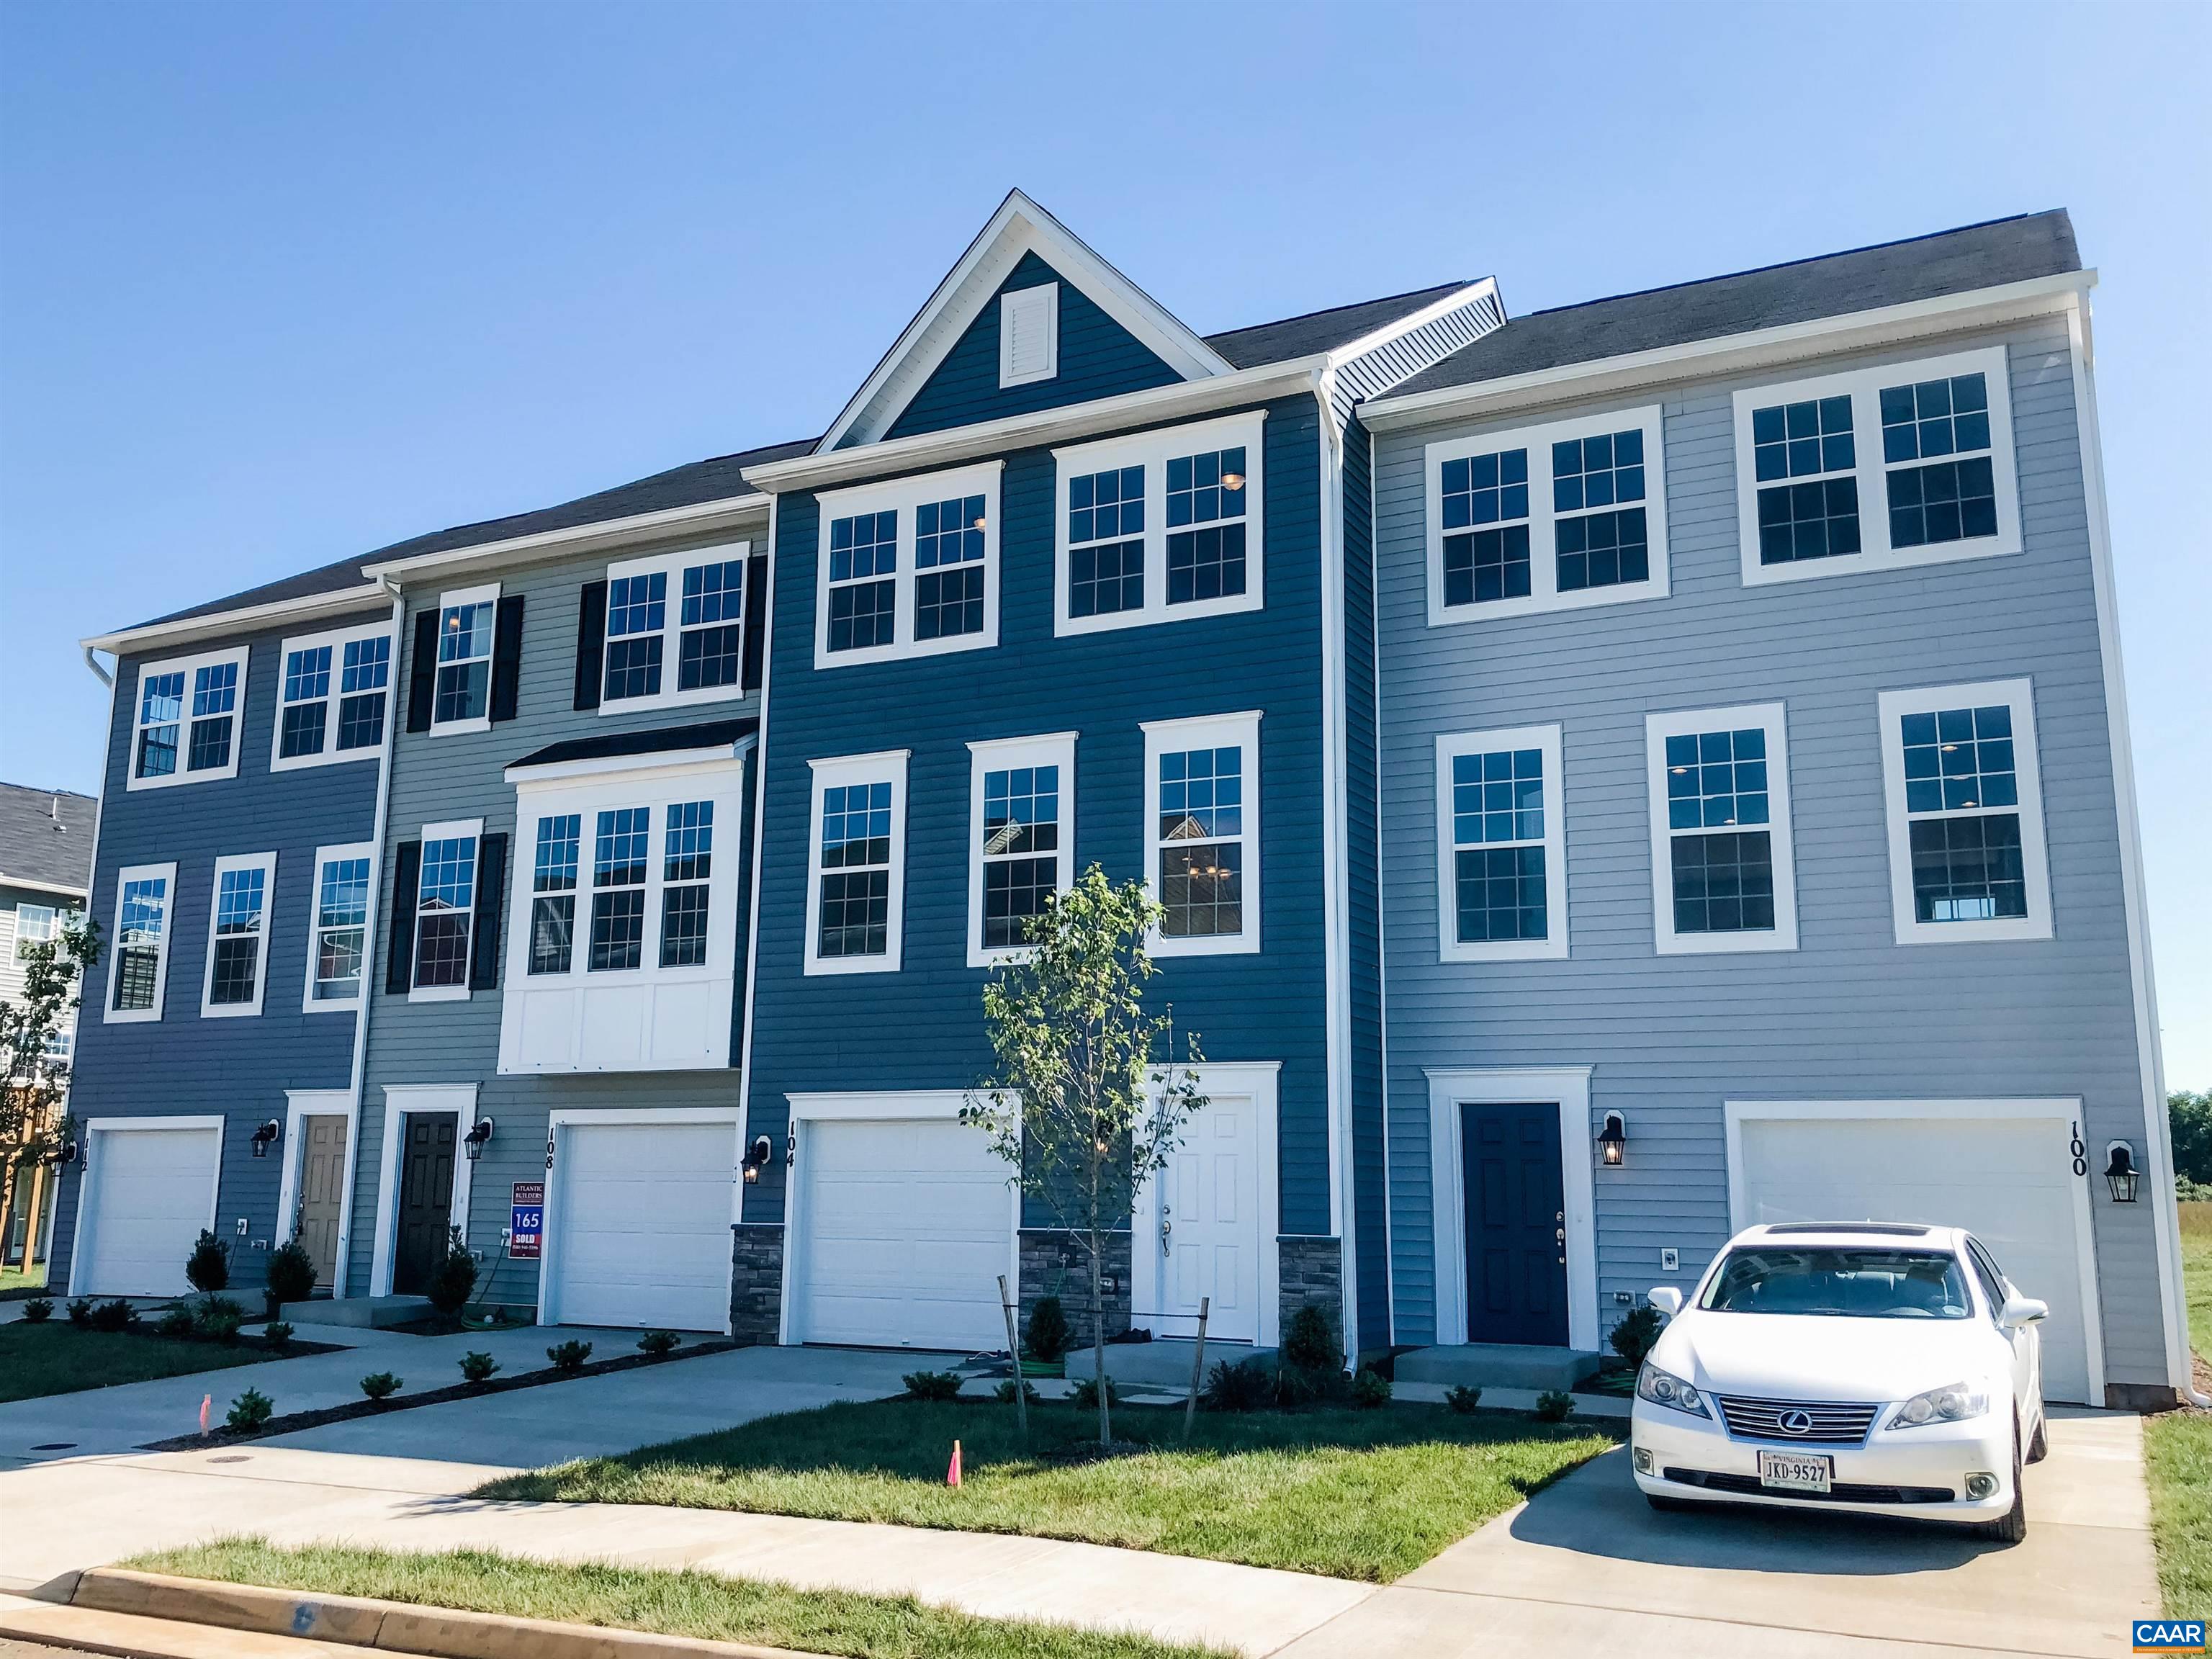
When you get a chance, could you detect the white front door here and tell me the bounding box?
[1138,1089,1262,1344]
[76,1124,221,1297]
[546,1120,735,1332]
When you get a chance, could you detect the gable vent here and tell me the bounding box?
[999,282,1060,388]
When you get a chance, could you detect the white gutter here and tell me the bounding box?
[82,582,389,658]
[361,494,773,585]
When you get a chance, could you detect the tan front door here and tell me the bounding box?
[297,1115,349,1287]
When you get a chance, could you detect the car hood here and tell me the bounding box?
[1656,1311,2006,1402]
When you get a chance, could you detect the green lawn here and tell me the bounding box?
[2145,1201,2212,1617]
[477,1398,1617,1583]
[0,1318,271,1403]
[126,1539,1229,1659]
[0,1262,48,1298]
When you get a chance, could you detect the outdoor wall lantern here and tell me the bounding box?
[463,1118,495,1162]
[249,1120,282,1159]
[1596,1111,1627,1168]
[2103,1141,2140,1204]
[742,1135,775,1184]
[50,1138,78,1169]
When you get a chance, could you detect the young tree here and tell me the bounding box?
[0,914,99,1256]
[963,865,1205,1447]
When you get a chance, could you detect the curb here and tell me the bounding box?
[22,1568,839,1659]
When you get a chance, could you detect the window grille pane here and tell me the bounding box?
[1442,523,1532,606]
[1900,704,2017,814]
[1555,507,1648,591]
[817,870,889,957]
[1070,540,1143,617]
[827,579,896,652]
[915,565,985,639]
[1166,448,1247,528]
[1440,448,1529,531]
[1910,814,2028,923]
[1158,747,1243,841]
[1159,842,1242,937]
[1757,476,1862,565]
[1551,428,1645,513]
[1452,749,1545,846]
[589,889,645,971]
[529,895,575,974]
[916,495,986,568]
[664,801,713,881]
[1166,522,1246,604]
[284,647,332,706]
[534,815,581,891]
[660,884,711,966]
[594,809,649,887]
[1455,845,1547,941]
[1069,467,1143,544]
[280,701,326,760]
[413,837,476,988]
[1670,831,1775,933]
[984,858,1056,949]
[1663,728,1769,830]
[1752,396,1855,482]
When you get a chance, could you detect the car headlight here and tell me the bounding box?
[1886,1380,1988,1430]
[1636,1362,1711,1419]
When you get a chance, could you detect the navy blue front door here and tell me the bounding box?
[1461,1102,1568,1346]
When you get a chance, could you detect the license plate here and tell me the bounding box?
[1758,1449,1833,1493]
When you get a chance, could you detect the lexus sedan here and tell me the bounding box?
[1629,1222,2049,1542]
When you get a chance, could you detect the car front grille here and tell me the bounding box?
[1663,1467,1955,1505]
[1714,1394,1881,1446]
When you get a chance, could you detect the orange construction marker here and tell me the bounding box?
[199,1395,211,1437]
[947,1440,962,1488]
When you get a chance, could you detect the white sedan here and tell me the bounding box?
[1629,1222,2049,1542]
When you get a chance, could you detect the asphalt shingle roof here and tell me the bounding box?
[1202,281,1475,369]
[510,717,758,773]
[0,783,96,895]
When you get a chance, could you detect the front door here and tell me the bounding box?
[1461,1102,1568,1346]
[296,1115,349,1287]
[1142,1091,1262,1344]
[392,1115,456,1296]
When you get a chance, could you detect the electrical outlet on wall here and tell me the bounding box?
[1660,1248,1681,1272]
[234,1218,248,1236]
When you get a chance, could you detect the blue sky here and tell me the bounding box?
[2,1,2206,1081]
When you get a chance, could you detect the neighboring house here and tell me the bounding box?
[0,781,96,1274]
[43,194,2190,1407]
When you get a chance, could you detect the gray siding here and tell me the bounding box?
[1372,317,2164,1382]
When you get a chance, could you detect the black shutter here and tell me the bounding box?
[740,554,770,691]
[405,612,438,733]
[467,832,508,991]
[489,595,526,723]
[573,580,607,711]
[385,840,421,994]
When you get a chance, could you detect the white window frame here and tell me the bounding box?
[967,731,1078,967]
[200,850,278,1019]
[1142,710,1262,958]
[127,644,250,791]
[1876,677,2052,945]
[1434,723,1568,963]
[1732,343,2021,588]
[410,817,483,1002]
[302,841,377,1012]
[1644,701,1799,956]
[1053,410,1268,637]
[103,860,176,1024]
[428,583,500,736]
[14,902,56,961]
[598,541,752,714]
[269,621,396,771]
[812,462,1002,670]
[1424,403,1669,626]
[804,750,910,976]
[999,282,1061,387]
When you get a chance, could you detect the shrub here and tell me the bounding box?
[545,1339,593,1374]
[1280,1303,1341,1372]
[184,1229,230,1295]
[1200,1357,1273,1413]
[225,1388,274,1431]
[1352,1367,1393,1409]
[20,1298,52,1323]
[1025,1295,1070,1363]
[637,1330,680,1357]
[264,1321,294,1349]
[359,1371,403,1403]
[1534,1390,1574,1422]
[66,1297,92,1327]
[1069,1372,1122,1411]
[264,1240,318,1311]
[902,1369,966,1401]
[1444,1383,1484,1415]
[91,1298,138,1333]
[459,1351,500,1385]
[193,1296,246,1342]
[1609,1305,1664,1370]
[994,1377,1040,1404]
[427,1233,478,1318]
[155,1307,197,1339]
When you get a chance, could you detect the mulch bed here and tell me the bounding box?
[140,1338,737,1451]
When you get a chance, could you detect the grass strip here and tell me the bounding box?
[2146,1410,2212,1617]
[0,1321,272,1403]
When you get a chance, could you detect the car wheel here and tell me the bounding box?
[1974,1427,2028,1544]
[2026,1411,2049,1465]
[1645,1493,1699,1514]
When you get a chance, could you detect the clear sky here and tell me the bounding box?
[1,1,2205,1081]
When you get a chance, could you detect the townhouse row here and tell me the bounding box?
[46,194,2191,1407]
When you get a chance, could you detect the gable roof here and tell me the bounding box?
[1388,211,2080,399]
[0,783,96,897]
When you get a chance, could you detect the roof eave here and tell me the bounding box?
[84,580,392,657]
[1318,278,1500,372]
[359,491,773,587]
[0,873,90,900]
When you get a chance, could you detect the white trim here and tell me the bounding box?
[426,583,500,736]
[359,497,770,588]
[736,494,780,1226]
[999,282,1060,387]
[408,817,484,1003]
[1367,408,1398,1344]
[1052,411,1267,637]
[274,1089,359,1287]
[1130,1061,1283,1349]
[302,842,376,1013]
[597,541,753,714]
[503,739,752,786]
[1424,404,1670,625]
[1424,1067,1599,1353]
[1874,678,2052,945]
[199,851,277,1019]
[268,620,397,771]
[812,462,1002,670]
[1142,711,1262,958]
[1722,1097,2105,1404]
[1732,344,2021,588]
[1315,375,1357,1353]
[66,1115,226,1299]
[803,750,910,976]
[0,873,88,902]
[84,585,388,657]
[102,861,176,1025]
[367,1083,479,1298]
[1435,724,1568,963]
[1645,701,1800,956]
[966,732,1078,967]
[125,644,250,791]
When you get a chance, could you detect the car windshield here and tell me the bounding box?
[1699,1247,1974,1319]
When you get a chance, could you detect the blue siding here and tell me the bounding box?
[879,253,1184,443]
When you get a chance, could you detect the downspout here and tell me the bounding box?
[736,495,780,1337]
[58,647,119,1294]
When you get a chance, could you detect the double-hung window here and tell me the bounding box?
[129,645,248,789]
[1876,679,2051,944]
[105,863,176,1021]
[598,543,751,709]
[432,585,498,729]
[305,843,374,1009]
[1055,413,1265,635]
[1645,703,1799,954]
[804,751,908,974]
[588,808,650,971]
[412,824,479,995]
[528,814,581,975]
[13,903,55,961]
[1143,711,1260,956]
[202,851,276,1017]
[814,464,1001,667]
[968,733,1076,965]
[1426,407,1668,624]
[1435,724,1567,962]
[272,624,394,769]
[1733,344,2019,585]
[660,801,714,967]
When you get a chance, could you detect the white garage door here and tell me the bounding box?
[1736,1114,2094,1403]
[76,1125,221,1297]
[793,1115,1010,1352]
[547,1120,734,1332]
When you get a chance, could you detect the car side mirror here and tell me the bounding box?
[1997,1294,2048,1329]
[1647,1286,1683,1317]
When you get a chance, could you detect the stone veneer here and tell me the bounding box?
[1018,1228,1132,1349]
[1277,1233,1344,1362]
[729,1223,784,1346]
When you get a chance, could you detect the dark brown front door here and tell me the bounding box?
[297,1115,348,1287]
[393,1115,456,1295]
